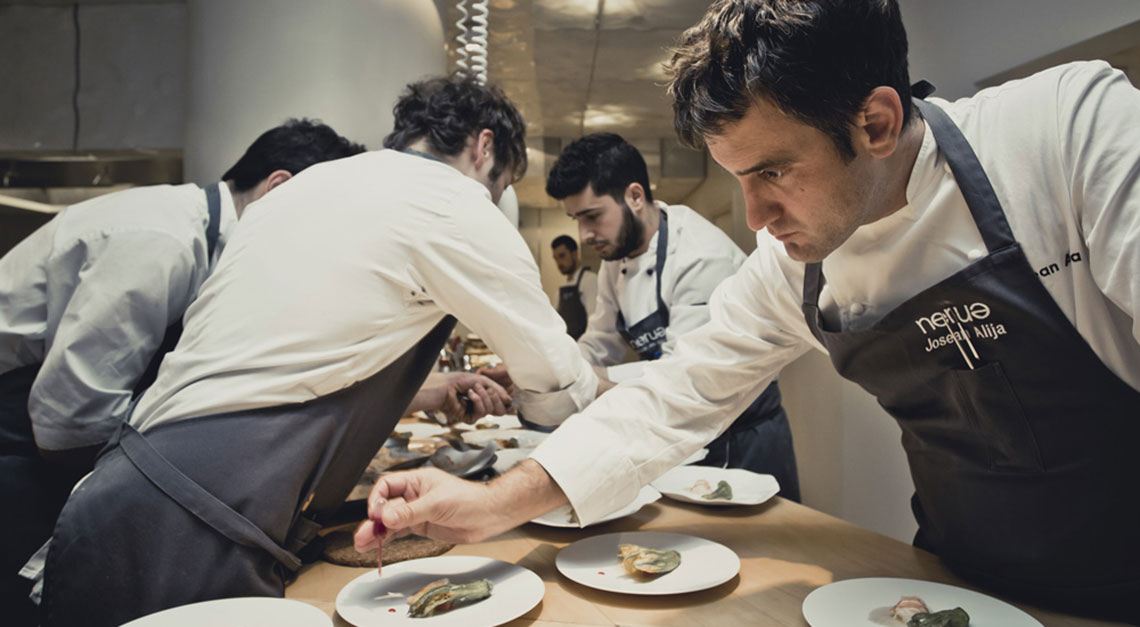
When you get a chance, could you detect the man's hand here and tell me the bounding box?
[475,364,514,393]
[353,460,568,569]
[408,372,512,424]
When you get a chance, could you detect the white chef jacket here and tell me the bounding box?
[130,150,597,431]
[0,183,237,450]
[577,202,745,383]
[564,266,598,318]
[532,61,1140,524]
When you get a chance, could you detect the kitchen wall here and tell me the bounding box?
[0,3,186,151]
[681,1,1140,542]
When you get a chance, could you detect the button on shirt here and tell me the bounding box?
[130,150,597,432]
[0,183,237,450]
[532,61,1140,523]
[577,202,745,382]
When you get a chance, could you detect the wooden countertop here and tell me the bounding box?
[285,496,1124,626]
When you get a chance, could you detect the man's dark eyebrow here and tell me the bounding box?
[734,156,793,177]
[568,205,603,218]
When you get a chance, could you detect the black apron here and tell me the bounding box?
[616,209,799,500]
[557,266,591,340]
[801,97,1140,622]
[0,184,221,627]
[41,315,457,627]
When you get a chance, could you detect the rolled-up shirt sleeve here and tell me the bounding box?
[412,194,598,426]
[31,230,199,451]
[530,242,813,522]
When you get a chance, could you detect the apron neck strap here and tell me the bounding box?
[204,183,221,260]
[653,207,670,328]
[913,98,1016,252]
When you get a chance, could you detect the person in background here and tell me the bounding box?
[550,234,597,339]
[358,1,1140,622]
[547,133,798,498]
[0,118,364,626]
[30,75,599,627]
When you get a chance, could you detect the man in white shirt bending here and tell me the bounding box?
[546,133,798,498]
[359,1,1140,623]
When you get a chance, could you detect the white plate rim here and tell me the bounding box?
[650,466,779,506]
[531,485,661,528]
[120,597,332,626]
[801,577,1044,627]
[555,531,740,596]
[335,555,544,626]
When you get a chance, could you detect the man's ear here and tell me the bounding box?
[624,182,647,211]
[262,169,293,194]
[856,86,905,160]
[473,129,495,171]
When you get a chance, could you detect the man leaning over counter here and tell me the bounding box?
[357,1,1140,623]
[29,75,599,627]
[545,133,799,497]
[0,119,364,626]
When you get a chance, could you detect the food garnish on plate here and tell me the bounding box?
[618,544,681,577]
[890,596,970,626]
[406,578,493,618]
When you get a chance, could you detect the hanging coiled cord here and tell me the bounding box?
[454,0,488,84]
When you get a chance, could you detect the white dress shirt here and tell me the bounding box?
[0,183,236,450]
[578,202,745,383]
[564,265,598,318]
[533,61,1140,523]
[131,150,597,431]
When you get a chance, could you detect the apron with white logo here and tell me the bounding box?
[802,97,1140,621]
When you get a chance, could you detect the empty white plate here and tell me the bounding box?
[802,577,1043,626]
[336,555,543,626]
[556,531,739,595]
[121,597,331,627]
[532,485,661,528]
[651,466,779,506]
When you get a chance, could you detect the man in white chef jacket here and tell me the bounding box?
[0,119,366,626]
[550,235,597,339]
[358,1,1140,623]
[30,75,599,627]
[545,133,798,498]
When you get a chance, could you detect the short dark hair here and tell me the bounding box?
[667,0,912,159]
[545,133,654,205]
[551,235,578,252]
[222,118,365,192]
[383,74,528,181]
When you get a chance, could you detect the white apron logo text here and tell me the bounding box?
[914,302,1006,370]
[630,327,666,351]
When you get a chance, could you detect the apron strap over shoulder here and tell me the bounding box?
[116,422,303,572]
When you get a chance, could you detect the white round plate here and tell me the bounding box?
[532,485,661,528]
[121,597,331,627]
[650,466,779,506]
[336,555,543,626]
[801,577,1043,626]
[490,446,534,475]
[459,427,547,448]
[394,422,450,439]
[555,531,739,595]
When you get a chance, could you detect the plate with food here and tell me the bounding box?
[555,531,739,595]
[801,577,1043,626]
[459,427,548,449]
[336,555,543,626]
[650,466,779,506]
[532,485,661,528]
[121,597,331,626]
